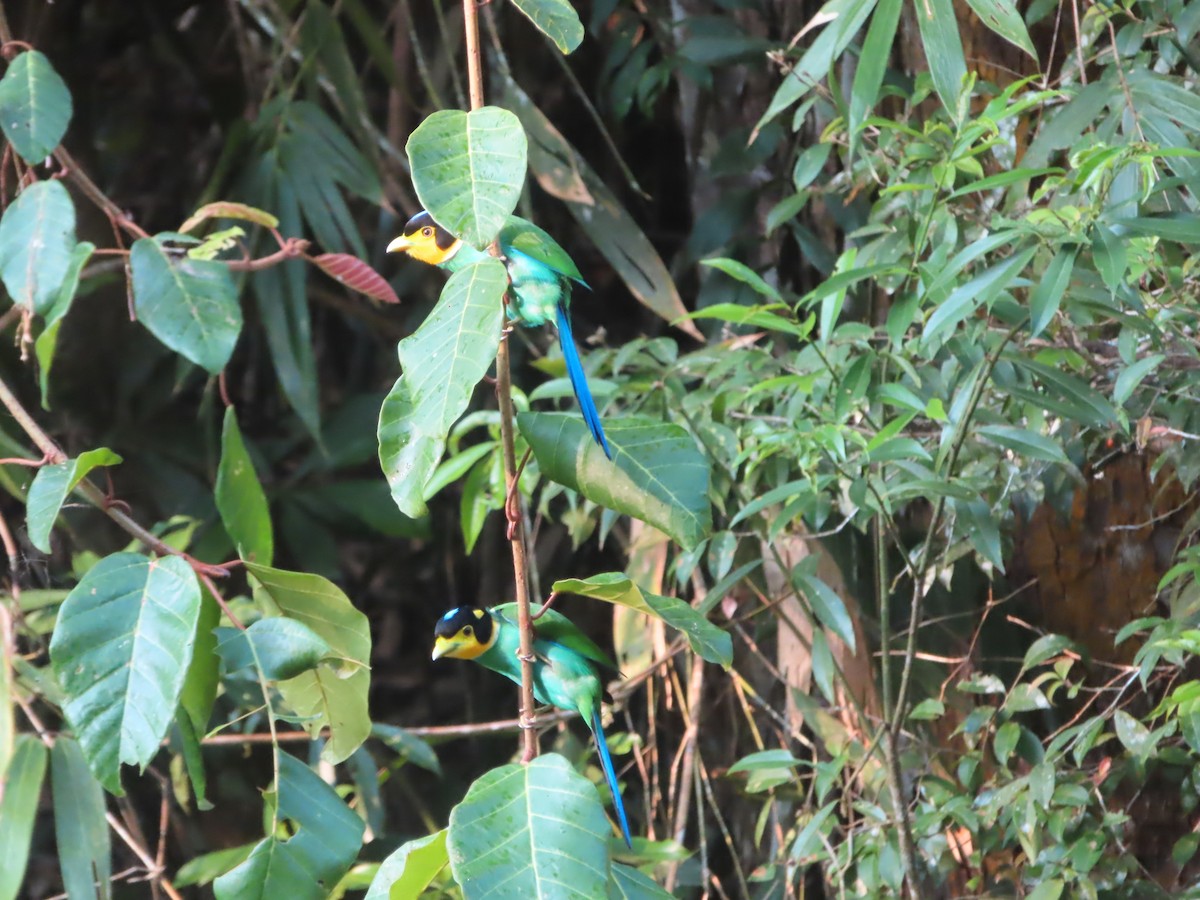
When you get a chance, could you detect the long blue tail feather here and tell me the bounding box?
[556,303,613,460]
[591,707,632,848]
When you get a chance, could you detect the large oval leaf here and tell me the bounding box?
[0,50,72,163]
[448,754,612,898]
[379,259,506,518]
[130,234,242,374]
[407,107,527,250]
[214,753,364,900]
[216,618,330,682]
[552,572,732,666]
[517,412,712,549]
[0,179,76,314]
[49,553,201,793]
[245,562,372,764]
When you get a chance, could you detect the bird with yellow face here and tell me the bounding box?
[388,211,613,458]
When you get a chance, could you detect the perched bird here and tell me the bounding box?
[387,211,613,459]
[432,604,632,847]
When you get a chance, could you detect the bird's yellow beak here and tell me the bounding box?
[431,635,456,661]
[386,235,413,254]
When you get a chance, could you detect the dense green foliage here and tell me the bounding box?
[1,0,1200,897]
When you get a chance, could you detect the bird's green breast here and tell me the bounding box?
[477,614,602,717]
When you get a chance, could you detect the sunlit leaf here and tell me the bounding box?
[519,413,712,549]
[407,107,527,249]
[379,259,506,518]
[0,179,76,314]
[215,407,274,565]
[511,0,585,53]
[365,830,448,900]
[216,618,331,682]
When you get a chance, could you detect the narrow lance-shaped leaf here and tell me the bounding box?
[915,0,968,119]
[245,562,372,764]
[0,736,48,900]
[791,567,857,653]
[447,754,613,898]
[36,240,95,409]
[553,572,732,666]
[379,259,507,518]
[51,737,112,900]
[848,0,902,158]
[0,178,76,314]
[518,413,713,550]
[313,252,400,304]
[26,447,123,554]
[1028,246,1076,338]
[214,754,365,900]
[130,234,242,374]
[0,50,73,163]
[964,0,1038,60]
[49,553,201,793]
[178,200,280,233]
[215,406,274,565]
[407,107,528,249]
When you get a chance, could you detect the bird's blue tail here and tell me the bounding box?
[591,707,632,848]
[556,303,613,460]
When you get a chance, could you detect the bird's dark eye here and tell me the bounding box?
[422,227,433,237]
[463,626,473,637]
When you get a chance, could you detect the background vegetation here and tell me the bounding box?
[2,0,1200,897]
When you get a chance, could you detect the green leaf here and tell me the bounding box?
[1023,634,1073,669]
[1026,880,1065,900]
[179,590,221,735]
[552,572,732,666]
[993,721,1020,764]
[365,830,449,900]
[609,863,674,899]
[0,736,47,900]
[378,259,506,517]
[447,754,612,897]
[501,74,699,339]
[1113,354,1165,406]
[909,699,945,721]
[51,737,112,900]
[923,245,1036,347]
[407,107,527,250]
[1008,356,1118,428]
[789,801,836,861]
[26,447,123,553]
[247,158,321,439]
[1116,214,1200,245]
[755,0,876,131]
[216,618,331,681]
[914,0,968,117]
[215,407,274,565]
[700,258,782,302]
[36,240,94,409]
[246,563,372,764]
[49,553,201,793]
[848,0,902,157]
[213,754,364,900]
[963,0,1036,58]
[175,844,257,888]
[683,302,812,338]
[727,750,805,775]
[518,413,713,550]
[511,0,584,53]
[130,234,242,374]
[0,179,76,314]
[1028,246,1076,338]
[791,569,856,653]
[0,50,72,163]
[1113,709,1154,760]
[1092,224,1127,294]
[975,425,1069,464]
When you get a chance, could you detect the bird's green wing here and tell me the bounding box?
[500,216,589,288]
[492,602,617,670]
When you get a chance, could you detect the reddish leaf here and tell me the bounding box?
[179,201,280,234]
[313,253,400,305]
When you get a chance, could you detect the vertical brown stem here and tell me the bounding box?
[460,0,538,763]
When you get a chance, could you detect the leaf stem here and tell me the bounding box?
[460,0,538,763]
